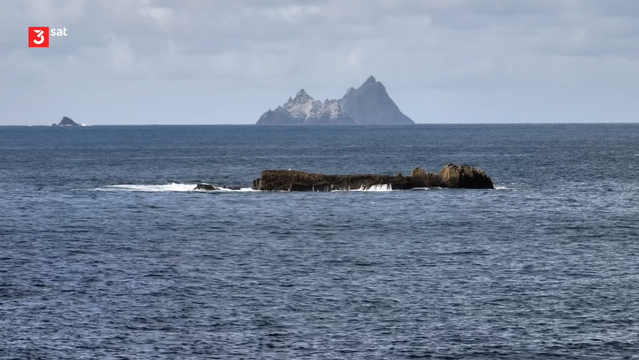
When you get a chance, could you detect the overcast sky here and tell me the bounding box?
[1,0,638,125]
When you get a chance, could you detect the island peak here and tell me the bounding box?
[257,76,415,125]
[338,76,414,125]
[256,90,355,125]
[53,116,81,127]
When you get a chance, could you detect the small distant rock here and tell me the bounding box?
[195,184,220,191]
[55,116,81,126]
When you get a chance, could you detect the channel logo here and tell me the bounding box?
[29,27,49,47]
[29,27,68,48]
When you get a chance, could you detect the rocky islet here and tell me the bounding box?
[257,76,415,125]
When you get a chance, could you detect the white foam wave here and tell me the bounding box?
[96,183,503,192]
[196,186,256,192]
[96,183,256,192]
[349,184,394,192]
[100,184,197,192]
[334,185,436,192]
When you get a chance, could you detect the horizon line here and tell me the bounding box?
[4,122,639,127]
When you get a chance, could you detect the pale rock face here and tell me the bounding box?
[281,89,323,121]
[257,89,355,125]
[256,76,415,125]
[323,99,346,119]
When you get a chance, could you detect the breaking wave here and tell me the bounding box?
[95,184,255,192]
[343,184,394,192]
[93,183,503,192]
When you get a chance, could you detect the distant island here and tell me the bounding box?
[52,116,81,126]
[257,89,356,125]
[256,76,415,125]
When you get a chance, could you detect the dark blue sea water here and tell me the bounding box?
[1,124,639,359]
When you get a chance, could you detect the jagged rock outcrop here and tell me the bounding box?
[409,167,444,187]
[438,164,494,189]
[55,116,81,126]
[411,167,426,177]
[256,76,414,125]
[256,89,356,125]
[338,76,414,125]
[251,164,493,191]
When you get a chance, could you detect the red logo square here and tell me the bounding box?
[29,27,49,48]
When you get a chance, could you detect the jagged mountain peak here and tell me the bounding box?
[294,89,310,99]
[258,89,355,125]
[360,76,385,91]
[257,76,414,125]
[339,76,414,125]
[57,116,81,126]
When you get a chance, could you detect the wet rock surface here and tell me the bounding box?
[253,164,494,191]
[195,184,220,191]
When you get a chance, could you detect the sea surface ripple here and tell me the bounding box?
[1,124,639,359]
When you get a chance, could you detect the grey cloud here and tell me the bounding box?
[1,0,638,124]
[6,1,639,77]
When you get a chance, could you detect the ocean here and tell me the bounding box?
[1,124,639,359]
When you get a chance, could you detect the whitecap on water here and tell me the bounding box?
[346,184,394,192]
[198,186,256,192]
[95,183,256,192]
[98,183,197,192]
